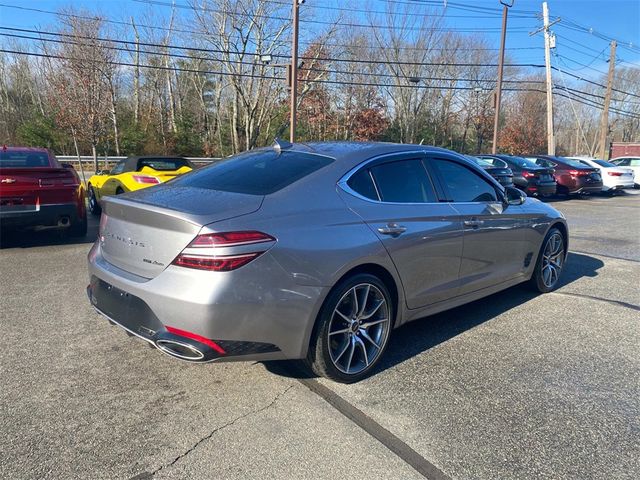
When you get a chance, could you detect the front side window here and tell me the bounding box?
[432,159,498,203]
[369,159,437,203]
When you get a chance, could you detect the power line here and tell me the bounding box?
[0,3,542,55]
[3,46,639,118]
[135,0,536,33]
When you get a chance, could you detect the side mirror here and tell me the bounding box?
[504,186,526,206]
[60,162,74,169]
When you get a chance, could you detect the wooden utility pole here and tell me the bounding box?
[290,0,301,143]
[491,1,513,154]
[598,41,617,159]
[542,2,555,155]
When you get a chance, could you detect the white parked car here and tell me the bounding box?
[610,157,640,188]
[568,157,635,193]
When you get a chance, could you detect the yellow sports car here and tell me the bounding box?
[87,156,194,215]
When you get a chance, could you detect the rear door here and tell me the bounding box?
[428,157,527,295]
[339,152,463,309]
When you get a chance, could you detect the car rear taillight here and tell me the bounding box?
[568,170,589,176]
[522,171,535,178]
[607,171,623,176]
[172,231,275,271]
[132,175,160,184]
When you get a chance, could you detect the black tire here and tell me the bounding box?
[306,273,393,383]
[69,210,88,237]
[530,227,566,293]
[88,185,101,216]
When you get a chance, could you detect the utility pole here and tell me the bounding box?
[542,2,555,155]
[289,0,301,143]
[491,0,513,154]
[598,41,617,159]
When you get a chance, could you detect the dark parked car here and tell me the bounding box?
[0,146,87,236]
[526,155,603,195]
[87,141,568,383]
[466,156,513,187]
[478,154,556,197]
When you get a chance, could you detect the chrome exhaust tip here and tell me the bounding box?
[155,339,205,361]
[57,216,71,227]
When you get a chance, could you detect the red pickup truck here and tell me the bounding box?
[0,146,87,236]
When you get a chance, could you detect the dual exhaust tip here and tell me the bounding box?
[153,329,226,362]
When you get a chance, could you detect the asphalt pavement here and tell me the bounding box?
[0,190,638,480]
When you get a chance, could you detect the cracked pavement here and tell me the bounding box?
[1,191,638,479]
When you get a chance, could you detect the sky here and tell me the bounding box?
[0,0,638,81]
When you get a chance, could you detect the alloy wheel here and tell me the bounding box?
[541,232,564,288]
[327,283,390,375]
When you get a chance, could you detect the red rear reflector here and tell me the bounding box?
[190,231,275,247]
[173,253,260,271]
[165,326,226,354]
[132,175,160,184]
[607,171,622,176]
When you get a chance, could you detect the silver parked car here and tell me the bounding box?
[87,141,569,383]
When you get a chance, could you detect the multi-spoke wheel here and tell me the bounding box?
[307,273,393,383]
[531,227,566,293]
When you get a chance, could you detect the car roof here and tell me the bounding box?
[285,141,457,167]
[2,146,51,154]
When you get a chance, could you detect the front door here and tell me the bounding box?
[428,157,528,295]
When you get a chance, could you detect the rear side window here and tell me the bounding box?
[0,151,51,168]
[369,159,437,203]
[170,149,333,195]
[432,159,498,203]
[347,169,379,200]
[631,159,640,166]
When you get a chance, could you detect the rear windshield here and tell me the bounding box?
[0,151,52,168]
[170,149,334,195]
[138,158,192,171]
[593,159,616,168]
[513,156,544,168]
[557,157,592,168]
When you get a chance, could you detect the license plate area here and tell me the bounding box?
[89,276,163,340]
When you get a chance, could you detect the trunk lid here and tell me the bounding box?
[0,167,78,209]
[100,185,263,278]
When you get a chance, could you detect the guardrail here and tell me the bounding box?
[57,155,221,171]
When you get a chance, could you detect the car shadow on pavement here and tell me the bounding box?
[263,252,604,380]
[0,221,99,249]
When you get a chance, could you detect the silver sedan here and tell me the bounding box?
[87,141,568,383]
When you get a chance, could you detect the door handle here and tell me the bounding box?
[378,223,407,236]
[463,219,484,228]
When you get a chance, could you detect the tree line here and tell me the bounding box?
[0,0,638,167]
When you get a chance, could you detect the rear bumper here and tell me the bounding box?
[525,182,556,196]
[87,242,327,362]
[602,180,635,191]
[0,203,79,229]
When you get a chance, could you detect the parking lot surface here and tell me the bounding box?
[1,191,638,479]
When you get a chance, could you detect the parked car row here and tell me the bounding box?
[466,153,637,197]
[0,147,194,235]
